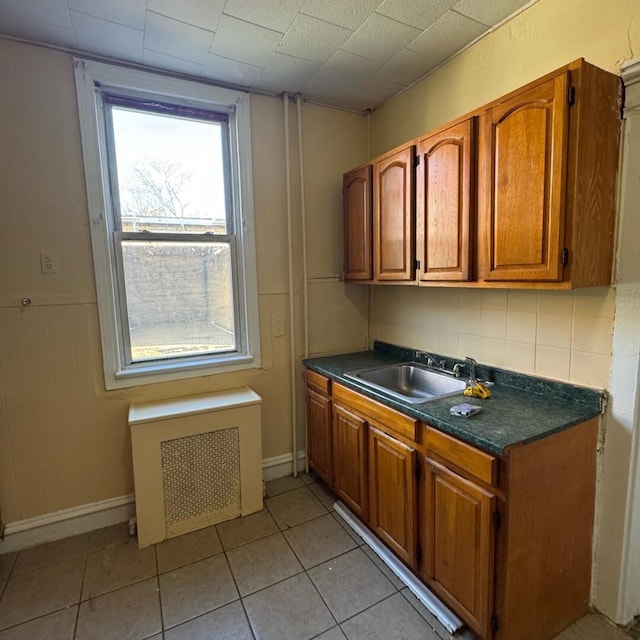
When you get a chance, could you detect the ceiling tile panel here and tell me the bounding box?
[210,14,283,67]
[408,10,486,65]
[453,0,533,27]
[0,0,70,28]
[376,0,457,30]
[375,47,431,86]
[315,50,379,86]
[256,52,323,93]
[142,49,204,76]
[276,14,352,63]
[70,11,143,62]
[342,13,422,63]
[300,0,383,30]
[144,11,215,64]
[146,0,226,32]
[201,53,263,87]
[222,0,307,33]
[67,0,146,30]
[0,12,75,47]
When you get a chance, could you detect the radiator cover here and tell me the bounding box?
[129,387,263,547]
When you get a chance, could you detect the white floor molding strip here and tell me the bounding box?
[1,494,136,554]
[334,500,466,636]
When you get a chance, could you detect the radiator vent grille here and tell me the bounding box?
[161,427,241,537]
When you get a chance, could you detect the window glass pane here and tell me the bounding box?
[121,240,236,362]
[111,107,228,233]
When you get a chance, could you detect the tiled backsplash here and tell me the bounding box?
[371,286,614,389]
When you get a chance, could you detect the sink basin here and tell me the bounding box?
[344,362,467,404]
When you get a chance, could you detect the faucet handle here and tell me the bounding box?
[464,356,478,381]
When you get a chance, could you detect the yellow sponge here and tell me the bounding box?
[463,382,492,399]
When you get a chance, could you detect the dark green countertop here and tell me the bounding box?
[302,343,604,457]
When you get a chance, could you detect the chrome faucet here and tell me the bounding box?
[465,357,477,382]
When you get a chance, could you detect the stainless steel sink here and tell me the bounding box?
[344,362,467,404]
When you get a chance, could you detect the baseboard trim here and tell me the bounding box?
[1,451,308,553]
[262,450,306,482]
[1,494,136,554]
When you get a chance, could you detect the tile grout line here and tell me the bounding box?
[72,544,91,640]
[154,542,166,638]
[220,547,258,640]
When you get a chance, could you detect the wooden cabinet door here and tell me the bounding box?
[416,118,475,281]
[480,72,569,282]
[368,425,417,567]
[422,457,496,639]
[343,165,373,281]
[332,403,368,520]
[373,145,416,281]
[306,387,332,487]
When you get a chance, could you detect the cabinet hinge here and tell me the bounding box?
[414,460,422,480]
[414,259,421,271]
[491,614,499,633]
[414,155,421,167]
[493,510,501,529]
[561,247,569,265]
[416,544,422,565]
[568,85,576,106]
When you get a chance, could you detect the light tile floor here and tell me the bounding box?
[0,473,635,640]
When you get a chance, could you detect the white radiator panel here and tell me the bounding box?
[129,387,262,547]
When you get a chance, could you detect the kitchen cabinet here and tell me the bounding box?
[373,143,416,282]
[422,428,497,639]
[343,58,620,289]
[368,424,418,566]
[416,117,476,282]
[478,60,620,286]
[304,361,599,639]
[332,402,368,520]
[305,370,332,487]
[343,165,373,282]
[479,73,568,282]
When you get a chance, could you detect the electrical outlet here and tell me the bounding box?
[40,251,58,274]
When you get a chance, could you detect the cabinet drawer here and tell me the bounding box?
[424,426,497,486]
[334,383,417,441]
[305,369,331,395]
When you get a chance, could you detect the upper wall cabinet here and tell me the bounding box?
[477,60,621,286]
[373,143,416,282]
[343,165,373,282]
[416,117,476,282]
[343,58,621,290]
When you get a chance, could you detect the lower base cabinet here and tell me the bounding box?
[305,371,598,640]
[368,424,417,566]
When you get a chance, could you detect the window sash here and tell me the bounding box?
[112,232,242,368]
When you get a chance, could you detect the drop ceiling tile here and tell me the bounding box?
[256,52,322,93]
[70,10,143,62]
[0,12,75,48]
[376,0,457,30]
[315,50,379,86]
[375,47,432,86]
[453,0,531,27]
[355,75,407,107]
[147,0,226,32]
[222,0,307,33]
[408,10,487,65]
[342,13,422,63]
[300,0,382,30]
[67,0,146,30]
[0,0,71,29]
[201,53,263,87]
[210,14,283,67]
[144,11,215,64]
[143,49,204,76]
[276,14,352,63]
[303,75,404,111]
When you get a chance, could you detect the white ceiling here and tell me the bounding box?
[0,0,535,111]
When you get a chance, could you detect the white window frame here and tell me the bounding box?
[74,58,260,389]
